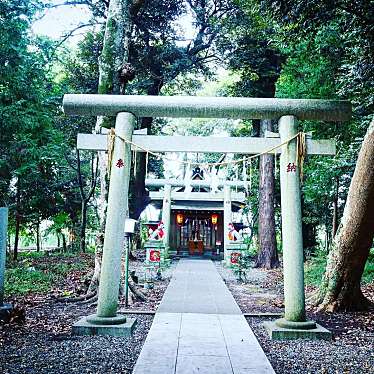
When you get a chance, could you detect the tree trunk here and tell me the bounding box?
[131,117,152,219]
[14,214,20,261]
[314,120,374,311]
[80,200,88,253]
[62,233,67,253]
[255,119,279,269]
[88,233,103,293]
[302,221,317,256]
[131,81,163,219]
[90,0,134,293]
[36,221,41,252]
[68,213,80,251]
[13,179,21,261]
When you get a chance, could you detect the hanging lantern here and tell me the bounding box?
[211,214,218,225]
[176,213,184,225]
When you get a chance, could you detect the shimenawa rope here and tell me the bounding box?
[108,130,307,180]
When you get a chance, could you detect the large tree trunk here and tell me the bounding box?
[130,117,152,219]
[314,120,374,311]
[90,0,134,292]
[332,176,339,238]
[255,119,279,269]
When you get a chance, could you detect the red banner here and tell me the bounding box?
[230,252,241,264]
[150,249,161,262]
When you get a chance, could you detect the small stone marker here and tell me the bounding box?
[0,207,13,319]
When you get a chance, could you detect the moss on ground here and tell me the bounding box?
[4,251,93,296]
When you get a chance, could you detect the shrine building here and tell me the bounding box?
[144,167,247,263]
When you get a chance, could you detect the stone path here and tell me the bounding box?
[133,259,275,374]
[157,258,241,314]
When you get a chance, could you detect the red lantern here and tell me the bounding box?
[176,213,184,225]
[211,214,218,225]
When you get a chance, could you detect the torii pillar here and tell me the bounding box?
[264,115,331,340]
[73,112,136,336]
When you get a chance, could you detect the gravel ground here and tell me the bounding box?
[248,314,374,374]
[217,262,374,374]
[0,300,153,374]
[216,260,284,313]
[0,254,175,374]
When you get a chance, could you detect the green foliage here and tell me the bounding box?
[0,0,79,250]
[231,250,253,282]
[259,0,373,116]
[5,267,55,295]
[243,236,258,257]
[216,1,284,98]
[5,251,90,295]
[305,249,374,287]
[363,250,374,284]
[304,252,327,287]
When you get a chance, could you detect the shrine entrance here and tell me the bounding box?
[171,210,223,256]
[64,93,350,339]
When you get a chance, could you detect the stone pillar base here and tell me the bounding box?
[263,320,331,340]
[0,303,13,322]
[73,314,136,337]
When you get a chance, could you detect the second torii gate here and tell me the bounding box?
[64,94,350,339]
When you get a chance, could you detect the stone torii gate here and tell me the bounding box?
[63,94,351,339]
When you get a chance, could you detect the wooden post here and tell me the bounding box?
[89,112,135,322]
[277,116,315,328]
[161,184,171,253]
[224,185,232,264]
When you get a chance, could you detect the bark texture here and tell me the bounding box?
[332,176,339,238]
[256,119,279,269]
[315,119,374,311]
[91,0,133,291]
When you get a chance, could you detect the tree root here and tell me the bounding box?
[306,289,323,307]
[78,294,98,305]
[128,279,147,302]
[314,287,373,312]
[54,291,97,303]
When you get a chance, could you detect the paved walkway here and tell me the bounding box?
[133,259,275,374]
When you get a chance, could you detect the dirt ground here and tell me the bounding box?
[217,262,374,374]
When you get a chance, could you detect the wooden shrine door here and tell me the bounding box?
[174,211,222,255]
